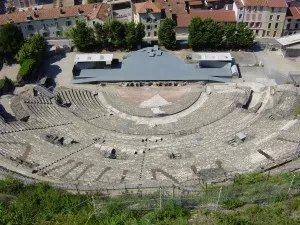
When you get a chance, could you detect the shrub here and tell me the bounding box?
[0,76,14,95]
[0,176,24,194]
[235,173,265,185]
[17,58,36,81]
[222,199,245,210]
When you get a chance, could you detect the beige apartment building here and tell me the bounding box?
[233,0,288,38]
[133,1,162,42]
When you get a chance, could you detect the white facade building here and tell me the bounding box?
[0,3,110,39]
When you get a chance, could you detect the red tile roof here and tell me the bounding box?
[0,3,109,25]
[234,0,287,8]
[135,1,162,14]
[286,7,300,19]
[177,10,236,28]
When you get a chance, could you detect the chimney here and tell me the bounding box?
[78,7,83,14]
[60,8,65,14]
[33,11,39,17]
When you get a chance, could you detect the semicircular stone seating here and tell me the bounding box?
[0,83,299,188]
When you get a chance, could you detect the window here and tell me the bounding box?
[43,32,48,37]
[258,14,262,21]
[247,6,251,11]
[256,22,261,27]
[28,24,34,30]
[271,7,274,13]
[275,23,278,29]
[276,15,280,20]
[287,24,290,29]
[239,14,242,19]
[267,31,270,36]
[250,22,254,27]
[56,31,61,37]
[154,18,157,22]
[154,31,157,36]
[55,22,59,28]
[240,7,244,11]
[296,24,299,29]
[154,25,157,28]
[252,14,256,20]
[146,18,151,22]
[255,30,259,35]
[42,24,46,29]
[147,32,150,37]
[270,15,273,20]
[273,31,277,37]
[246,14,250,21]
[288,19,291,22]
[262,30,266,37]
[66,21,72,26]
[259,6,263,11]
[268,23,271,28]
[278,8,281,13]
[147,25,151,30]
[253,6,257,12]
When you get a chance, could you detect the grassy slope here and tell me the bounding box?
[0,172,299,225]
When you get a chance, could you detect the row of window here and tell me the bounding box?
[262,30,278,37]
[146,24,158,30]
[287,23,300,29]
[26,20,75,31]
[146,31,157,37]
[241,6,282,13]
[145,18,158,23]
[240,14,281,21]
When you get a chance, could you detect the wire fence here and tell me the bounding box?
[91,172,300,213]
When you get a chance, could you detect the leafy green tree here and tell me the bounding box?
[94,22,110,49]
[223,23,237,49]
[188,17,204,50]
[135,22,145,47]
[158,18,176,50]
[16,34,46,65]
[188,18,225,50]
[236,22,255,49]
[0,24,24,61]
[125,22,137,50]
[109,20,126,49]
[70,21,96,52]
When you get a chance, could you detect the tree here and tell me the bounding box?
[70,21,96,52]
[236,23,255,49]
[0,24,24,61]
[94,22,110,49]
[188,17,204,50]
[125,22,137,50]
[158,18,176,50]
[135,23,145,47]
[223,23,237,49]
[109,20,126,49]
[188,18,225,50]
[16,34,46,65]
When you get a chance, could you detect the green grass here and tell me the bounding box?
[0,172,299,225]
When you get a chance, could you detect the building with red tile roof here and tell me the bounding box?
[134,0,162,42]
[0,3,110,39]
[283,7,300,35]
[176,10,236,40]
